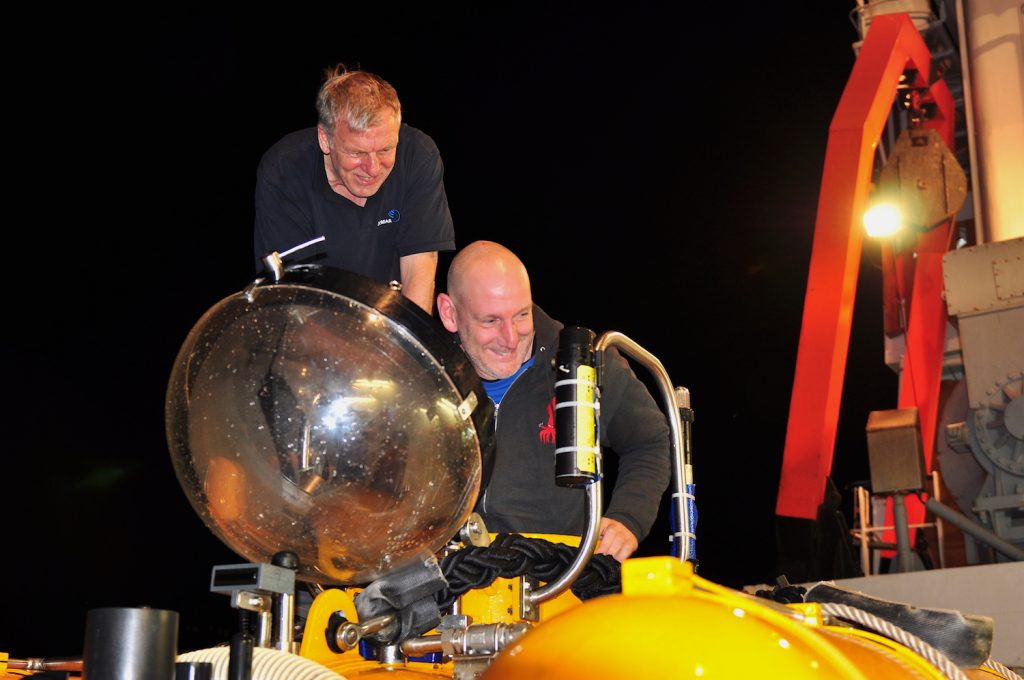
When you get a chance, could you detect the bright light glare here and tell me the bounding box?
[864,203,903,237]
[352,378,394,392]
[322,398,350,429]
[322,396,377,428]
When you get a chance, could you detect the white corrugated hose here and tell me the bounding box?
[177,646,346,680]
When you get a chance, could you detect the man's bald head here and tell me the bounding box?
[437,241,535,380]
[446,240,531,304]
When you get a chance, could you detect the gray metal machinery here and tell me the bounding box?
[938,236,1024,563]
[854,0,1024,565]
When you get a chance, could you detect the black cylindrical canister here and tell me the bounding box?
[554,326,599,487]
[82,606,179,680]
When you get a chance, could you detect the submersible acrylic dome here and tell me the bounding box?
[165,265,493,585]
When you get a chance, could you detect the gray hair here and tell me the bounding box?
[316,65,402,134]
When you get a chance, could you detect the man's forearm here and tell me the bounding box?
[400,251,440,313]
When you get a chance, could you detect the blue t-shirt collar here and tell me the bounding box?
[482,356,535,405]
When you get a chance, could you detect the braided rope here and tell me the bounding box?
[436,533,620,609]
[982,658,1024,680]
[820,602,969,680]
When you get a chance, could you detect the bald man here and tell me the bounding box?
[437,241,671,561]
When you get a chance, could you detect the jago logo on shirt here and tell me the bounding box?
[377,209,401,227]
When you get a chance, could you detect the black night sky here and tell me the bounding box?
[5,5,901,658]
